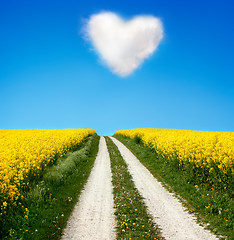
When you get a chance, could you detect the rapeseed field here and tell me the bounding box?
[115,128,233,189]
[0,128,96,213]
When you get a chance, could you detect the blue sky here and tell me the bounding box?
[1,0,234,136]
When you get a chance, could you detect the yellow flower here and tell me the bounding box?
[0,129,96,209]
[116,128,234,177]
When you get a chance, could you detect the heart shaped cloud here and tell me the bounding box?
[85,11,163,77]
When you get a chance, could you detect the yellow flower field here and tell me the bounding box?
[115,128,234,180]
[0,129,96,211]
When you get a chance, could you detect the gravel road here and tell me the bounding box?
[61,137,116,240]
[110,137,218,240]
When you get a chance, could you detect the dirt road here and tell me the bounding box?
[62,136,218,240]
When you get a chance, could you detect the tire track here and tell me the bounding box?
[62,137,116,240]
[110,137,218,240]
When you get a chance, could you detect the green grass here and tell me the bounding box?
[114,134,234,240]
[1,134,100,240]
[105,137,164,240]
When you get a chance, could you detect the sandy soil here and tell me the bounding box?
[61,137,116,240]
[111,137,218,240]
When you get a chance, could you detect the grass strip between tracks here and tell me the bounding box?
[114,134,233,240]
[105,137,164,240]
[1,134,100,240]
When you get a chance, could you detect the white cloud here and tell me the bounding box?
[84,11,163,77]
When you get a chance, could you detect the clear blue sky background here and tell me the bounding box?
[1,0,234,136]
